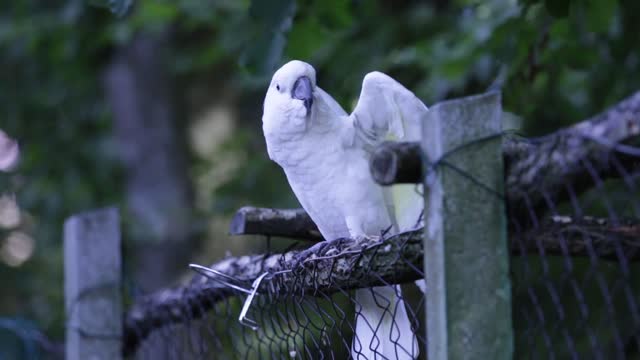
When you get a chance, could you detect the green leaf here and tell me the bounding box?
[240,0,296,75]
[583,0,617,33]
[134,2,179,28]
[240,30,289,76]
[549,18,570,37]
[286,17,330,60]
[313,0,352,28]
[545,0,570,17]
[88,0,133,17]
[249,0,296,30]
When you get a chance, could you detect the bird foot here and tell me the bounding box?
[353,234,381,244]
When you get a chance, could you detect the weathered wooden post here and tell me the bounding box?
[64,207,122,360]
[422,92,513,359]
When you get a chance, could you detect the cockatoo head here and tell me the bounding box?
[262,60,317,137]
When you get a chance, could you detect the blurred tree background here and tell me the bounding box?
[1,0,639,358]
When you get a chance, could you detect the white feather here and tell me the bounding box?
[263,61,428,359]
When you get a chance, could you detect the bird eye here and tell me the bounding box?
[276,84,281,91]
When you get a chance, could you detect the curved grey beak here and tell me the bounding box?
[292,76,313,113]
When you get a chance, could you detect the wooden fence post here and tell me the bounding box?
[422,92,513,359]
[64,207,122,360]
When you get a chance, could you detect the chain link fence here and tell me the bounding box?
[127,228,426,359]
[509,155,640,358]
[55,90,640,359]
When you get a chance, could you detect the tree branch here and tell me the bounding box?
[369,90,640,217]
[229,206,322,241]
[126,216,640,354]
[370,141,422,185]
[512,215,640,261]
[504,90,640,217]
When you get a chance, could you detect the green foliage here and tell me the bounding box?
[240,0,297,75]
[3,0,640,354]
[1,0,123,340]
[90,0,132,17]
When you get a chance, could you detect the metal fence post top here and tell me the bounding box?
[64,206,122,360]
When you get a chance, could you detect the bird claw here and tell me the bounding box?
[353,234,381,244]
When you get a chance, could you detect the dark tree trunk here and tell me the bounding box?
[103,32,194,292]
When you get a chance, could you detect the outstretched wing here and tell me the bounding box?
[349,72,427,149]
[348,71,429,233]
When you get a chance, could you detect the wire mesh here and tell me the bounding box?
[509,143,640,359]
[129,237,426,360]
[119,128,640,359]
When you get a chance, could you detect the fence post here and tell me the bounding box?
[422,92,513,359]
[64,207,122,360]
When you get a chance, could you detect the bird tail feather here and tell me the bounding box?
[352,286,419,359]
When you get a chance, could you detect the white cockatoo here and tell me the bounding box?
[262,60,427,359]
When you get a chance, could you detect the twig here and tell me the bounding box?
[229,206,322,241]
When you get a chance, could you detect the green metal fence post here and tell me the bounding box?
[422,92,513,359]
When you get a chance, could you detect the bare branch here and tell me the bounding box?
[512,215,640,261]
[369,141,422,185]
[505,90,640,217]
[369,91,640,216]
[368,142,420,185]
[229,206,322,241]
